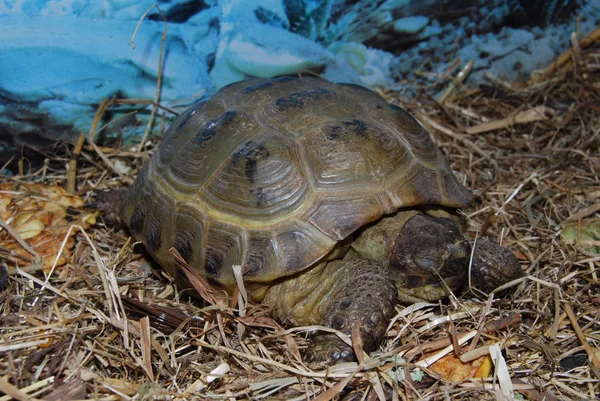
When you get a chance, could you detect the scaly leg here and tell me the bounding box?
[263,258,397,362]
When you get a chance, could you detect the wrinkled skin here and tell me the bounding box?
[262,208,523,362]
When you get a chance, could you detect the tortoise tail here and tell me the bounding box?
[84,189,127,224]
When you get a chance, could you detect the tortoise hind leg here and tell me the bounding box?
[263,258,397,362]
[307,258,398,361]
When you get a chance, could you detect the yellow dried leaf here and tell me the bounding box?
[0,197,11,218]
[14,218,44,240]
[82,211,99,225]
[430,350,491,382]
[474,355,492,378]
[0,182,93,271]
[11,211,36,228]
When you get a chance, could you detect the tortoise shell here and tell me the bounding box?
[119,76,472,292]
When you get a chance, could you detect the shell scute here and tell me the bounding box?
[273,88,334,112]
[274,221,335,274]
[165,110,260,194]
[306,196,384,240]
[201,133,309,219]
[144,192,174,253]
[244,233,278,279]
[202,221,244,284]
[157,100,219,169]
[304,117,410,192]
[379,103,438,162]
[172,205,205,265]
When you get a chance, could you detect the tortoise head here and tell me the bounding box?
[390,212,471,303]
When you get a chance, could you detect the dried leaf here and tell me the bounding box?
[0,182,93,270]
[430,347,492,382]
[489,344,514,399]
[169,247,228,306]
[474,354,493,378]
[14,218,44,239]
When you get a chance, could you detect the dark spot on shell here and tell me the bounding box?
[273,75,297,82]
[241,81,273,94]
[173,228,196,262]
[245,236,272,276]
[232,141,270,176]
[129,205,146,236]
[343,119,369,139]
[145,217,162,251]
[274,88,332,112]
[204,249,222,277]
[326,124,343,140]
[245,159,257,183]
[231,142,247,164]
[325,120,369,140]
[192,110,238,145]
[249,187,266,206]
[243,145,269,183]
[232,141,270,205]
[241,75,297,94]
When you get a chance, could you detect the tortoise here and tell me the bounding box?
[98,76,522,361]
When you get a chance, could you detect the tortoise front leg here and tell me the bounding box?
[263,258,397,362]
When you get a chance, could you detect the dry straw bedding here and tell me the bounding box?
[1,28,599,401]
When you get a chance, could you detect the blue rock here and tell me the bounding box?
[393,16,429,34]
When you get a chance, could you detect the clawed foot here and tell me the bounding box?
[302,259,397,363]
[303,333,355,362]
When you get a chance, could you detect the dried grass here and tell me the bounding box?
[1,34,599,401]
